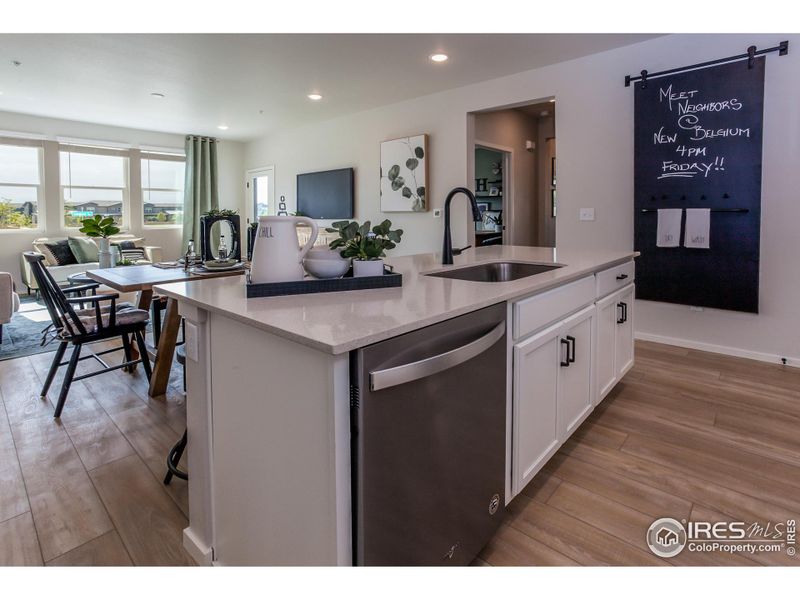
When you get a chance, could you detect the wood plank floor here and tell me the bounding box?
[2,339,799,566]
[480,340,800,566]
[0,337,193,566]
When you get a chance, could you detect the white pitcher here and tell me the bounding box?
[249,216,318,284]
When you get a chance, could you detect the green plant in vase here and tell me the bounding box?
[79,215,121,269]
[326,219,403,277]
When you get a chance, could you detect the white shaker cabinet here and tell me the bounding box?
[509,262,635,499]
[557,305,596,440]
[510,305,597,496]
[595,283,635,405]
[512,322,562,495]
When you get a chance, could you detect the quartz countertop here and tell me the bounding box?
[154,246,637,354]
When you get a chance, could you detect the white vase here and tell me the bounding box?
[353,259,384,277]
[98,238,113,269]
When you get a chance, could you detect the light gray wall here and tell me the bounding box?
[536,114,556,247]
[244,33,800,364]
[0,111,245,286]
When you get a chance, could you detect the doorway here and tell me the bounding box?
[469,99,556,247]
[473,145,510,247]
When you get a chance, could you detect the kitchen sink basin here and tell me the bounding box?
[426,261,563,283]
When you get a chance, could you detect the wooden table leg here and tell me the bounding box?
[137,288,154,310]
[148,297,181,397]
[126,289,154,368]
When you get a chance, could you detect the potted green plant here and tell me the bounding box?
[79,215,121,269]
[326,219,403,277]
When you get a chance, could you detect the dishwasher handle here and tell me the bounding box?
[369,321,506,391]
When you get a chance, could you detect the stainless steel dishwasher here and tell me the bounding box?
[350,303,507,566]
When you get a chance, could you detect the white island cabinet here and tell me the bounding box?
[508,261,635,497]
[154,246,637,566]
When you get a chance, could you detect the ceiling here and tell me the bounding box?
[515,101,556,120]
[0,34,658,142]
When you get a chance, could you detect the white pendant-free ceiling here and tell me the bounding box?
[0,34,658,141]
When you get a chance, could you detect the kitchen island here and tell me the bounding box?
[154,246,637,566]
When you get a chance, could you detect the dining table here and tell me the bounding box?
[86,263,245,397]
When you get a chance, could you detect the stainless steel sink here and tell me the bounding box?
[426,261,563,283]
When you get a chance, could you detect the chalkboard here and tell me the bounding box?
[634,57,765,313]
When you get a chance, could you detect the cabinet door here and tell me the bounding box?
[558,305,595,440]
[615,284,635,379]
[512,322,561,496]
[595,292,619,403]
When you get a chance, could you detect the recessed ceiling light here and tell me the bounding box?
[217,125,229,131]
[307,93,323,101]
[429,53,448,63]
[150,92,165,99]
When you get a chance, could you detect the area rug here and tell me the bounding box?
[0,295,56,361]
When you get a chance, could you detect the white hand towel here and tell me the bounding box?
[656,209,682,248]
[684,208,711,249]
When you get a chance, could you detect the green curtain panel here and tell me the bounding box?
[182,135,219,251]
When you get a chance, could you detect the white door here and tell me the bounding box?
[512,321,561,495]
[595,291,619,402]
[245,166,275,223]
[615,284,635,379]
[557,305,595,440]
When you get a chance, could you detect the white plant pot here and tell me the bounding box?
[97,238,113,269]
[353,259,384,277]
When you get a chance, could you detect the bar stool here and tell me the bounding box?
[164,345,188,484]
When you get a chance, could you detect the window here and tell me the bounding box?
[60,146,129,228]
[0,141,43,230]
[141,153,185,226]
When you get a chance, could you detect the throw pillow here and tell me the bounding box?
[42,240,78,266]
[67,237,99,263]
[33,241,58,265]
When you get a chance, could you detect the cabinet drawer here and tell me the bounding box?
[596,260,635,299]
[513,275,595,340]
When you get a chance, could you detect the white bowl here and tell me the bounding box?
[303,257,350,279]
[306,247,345,261]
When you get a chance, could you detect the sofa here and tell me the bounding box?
[20,235,163,294]
[1,272,21,343]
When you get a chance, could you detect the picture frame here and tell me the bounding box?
[477,202,490,213]
[488,187,499,197]
[380,134,428,212]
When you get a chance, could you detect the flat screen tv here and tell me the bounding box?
[296,168,354,219]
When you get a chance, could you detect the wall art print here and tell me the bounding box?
[380,134,428,212]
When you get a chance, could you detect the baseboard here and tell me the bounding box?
[634,331,800,368]
[183,527,213,566]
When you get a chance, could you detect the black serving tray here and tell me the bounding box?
[246,267,402,298]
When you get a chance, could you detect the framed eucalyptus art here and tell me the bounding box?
[380,134,428,212]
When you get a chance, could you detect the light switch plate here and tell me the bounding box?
[433,208,442,218]
[185,321,199,362]
[579,208,595,221]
